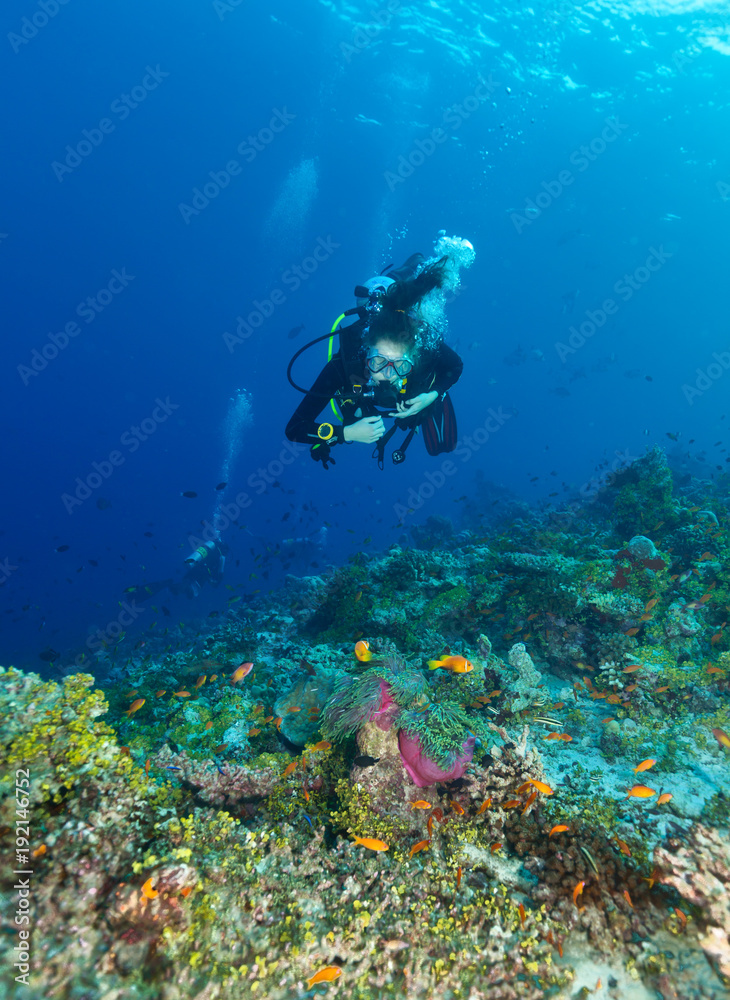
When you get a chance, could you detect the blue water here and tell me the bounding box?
[2,0,729,671]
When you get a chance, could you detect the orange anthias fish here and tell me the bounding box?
[528,779,554,795]
[712,728,730,749]
[623,664,643,673]
[195,674,206,689]
[281,761,298,778]
[521,790,537,815]
[408,839,431,858]
[450,800,465,815]
[549,824,569,837]
[307,966,343,989]
[173,690,191,698]
[231,662,254,683]
[353,835,389,852]
[573,880,585,907]
[141,877,158,900]
[355,640,372,662]
[125,698,146,717]
[518,902,526,927]
[428,655,474,674]
[657,793,673,805]
[626,785,656,798]
[633,759,656,774]
[623,889,634,908]
[308,741,332,751]
[411,800,432,810]
[477,798,492,814]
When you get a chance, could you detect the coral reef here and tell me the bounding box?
[3,447,730,999]
[655,824,730,983]
[507,642,544,712]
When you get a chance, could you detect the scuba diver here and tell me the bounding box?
[127,538,228,603]
[179,539,227,598]
[285,233,475,469]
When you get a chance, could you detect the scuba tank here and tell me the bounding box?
[286,253,426,399]
[185,540,217,566]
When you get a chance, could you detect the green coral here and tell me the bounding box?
[5,672,118,795]
[321,672,387,741]
[321,653,428,742]
[609,446,678,539]
[398,701,478,766]
[329,777,399,850]
[421,583,471,623]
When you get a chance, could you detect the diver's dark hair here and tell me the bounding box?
[364,257,449,352]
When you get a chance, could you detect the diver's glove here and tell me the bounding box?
[311,443,336,470]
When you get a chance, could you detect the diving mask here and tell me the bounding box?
[366,352,413,378]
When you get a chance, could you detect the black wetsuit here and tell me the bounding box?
[285,320,463,449]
